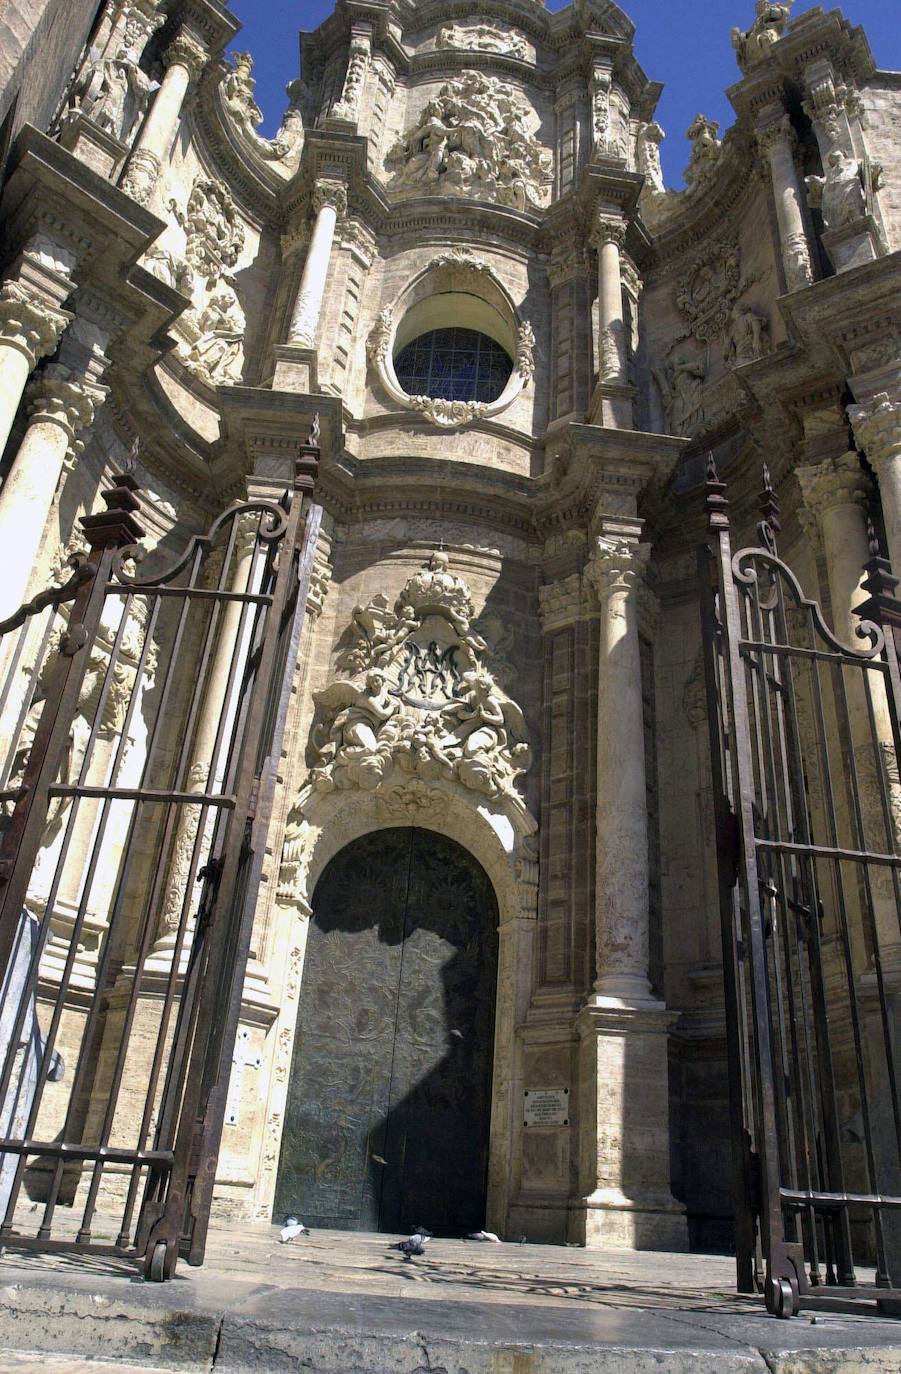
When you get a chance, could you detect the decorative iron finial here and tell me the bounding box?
[758,463,781,553]
[308,412,320,446]
[866,515,882,561]
[703,451,730,531]
[80,470,145,551]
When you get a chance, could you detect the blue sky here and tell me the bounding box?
[227,2,900,187]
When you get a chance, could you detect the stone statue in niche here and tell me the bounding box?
[724,301,771,365]
[220,52,305,163]
[653,349,706,436]
[183,279,245,386]
[309,553,531,807]
[806,148,884,229]
[732,1,794,72]
[683,114,722,191]
[72,10,162,144]
[386,70,552,210]
[637,122,666,194]
[436,23,529,62]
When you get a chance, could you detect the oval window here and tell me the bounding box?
[394,327,513,405]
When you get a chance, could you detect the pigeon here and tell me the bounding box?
[279,1215,309,1243]
[465,1230,500,1242]
[390,1229,431,1258]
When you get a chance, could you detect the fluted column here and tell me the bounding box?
[287,180,347,345]
[120,32,207,205]
[849,393,901,575]
[756,111,814,292]
[590,216,627,384]
[584,535,654,1003]
[0,282,70,458]
[0,365,105,620]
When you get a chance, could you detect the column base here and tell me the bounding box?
[588,379,636,429]
[272,343,318,393]
[568,1187,688,1251]
[822,215,886,273]
[572,1000,688,1253]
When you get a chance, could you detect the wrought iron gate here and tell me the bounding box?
[0,435,321,1279]
[700,457,901,1317]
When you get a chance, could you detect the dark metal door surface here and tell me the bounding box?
[274,827,498,1235]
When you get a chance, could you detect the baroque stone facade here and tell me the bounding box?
[0,0,899,1254]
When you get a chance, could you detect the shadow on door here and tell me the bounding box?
[273,827,499,1235]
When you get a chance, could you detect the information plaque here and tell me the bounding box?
[522,1086,569,1127]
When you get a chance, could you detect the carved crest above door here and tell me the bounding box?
[309,553,531,808]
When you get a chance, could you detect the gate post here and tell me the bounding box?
[0,472,144,985]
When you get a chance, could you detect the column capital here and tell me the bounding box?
[165,31,207,81]
[584,536,651,604]
[312,178,348,218]
[849,393,901,469]
[590,215,627,251]
[0,281,71,369]
[755,111,795,160]
[796,453,871,523]
[25,363,107,451]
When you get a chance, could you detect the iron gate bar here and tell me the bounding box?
[699,455,901,1317]
[0,432,324,1279]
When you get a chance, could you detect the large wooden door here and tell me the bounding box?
[273,828,499,1234]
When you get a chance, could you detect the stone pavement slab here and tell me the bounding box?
[0,1224,898,1373]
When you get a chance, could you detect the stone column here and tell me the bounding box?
[119,32,207,205]
[585,536,654,1002]
[287,180,347,346]
[756,110,814,292]
[797,453,872,642]
[849,393,901,575]
[0,281,70,459]
[0,366,105,620]
[591,216,627,385]
[571,534,687,1251]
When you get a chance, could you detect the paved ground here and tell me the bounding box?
[0,1223,899,1372]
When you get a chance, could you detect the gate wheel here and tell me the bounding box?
[146,1241,169,1283]
[766,1275,798,1319]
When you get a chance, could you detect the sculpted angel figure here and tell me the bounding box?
[732,2,793,71]
[440,670,530,796]
[315,669,399,761]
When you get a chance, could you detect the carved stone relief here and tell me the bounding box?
[436,23,530,63]
[328,35,370,125]
[724,300,771,366]
[652,348,707,437]
[385,71,552,211]
[308,554,531,809]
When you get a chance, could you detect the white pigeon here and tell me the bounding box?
[466,1230,501,1242]
[279,1216,309,1243]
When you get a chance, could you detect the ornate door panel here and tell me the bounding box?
[274,827,498,1234]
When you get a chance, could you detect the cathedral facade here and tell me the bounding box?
[0,0,899,1253]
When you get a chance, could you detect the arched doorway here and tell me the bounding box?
[273,827,499,1234]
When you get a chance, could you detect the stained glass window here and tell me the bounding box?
[394,328,513,404]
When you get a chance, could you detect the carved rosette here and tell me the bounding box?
[306,553,531,811]
[0,281,71,368]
